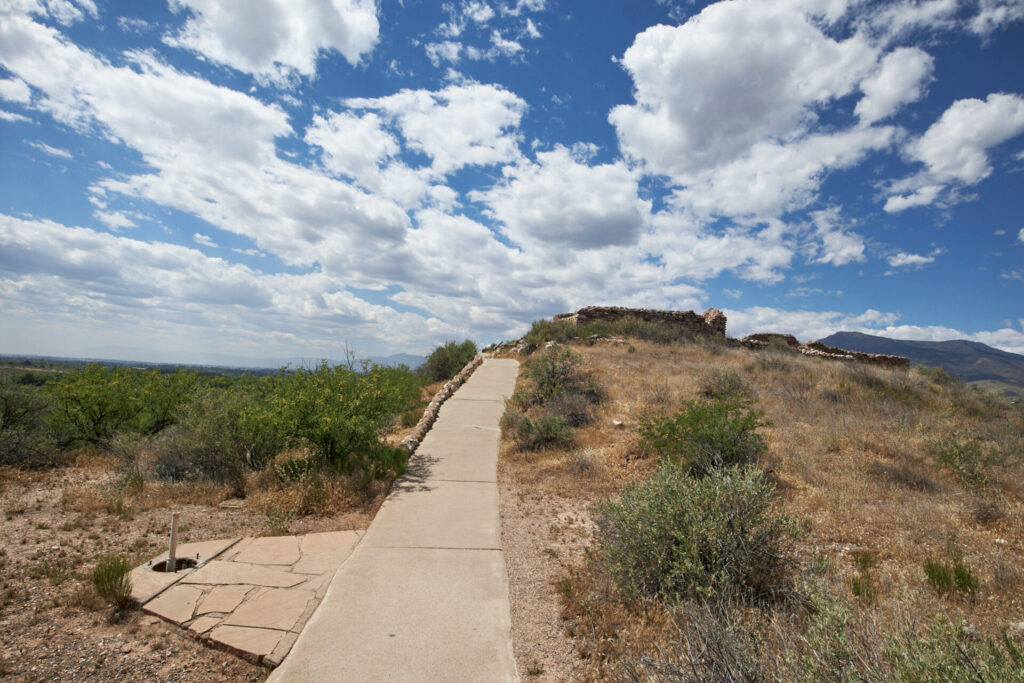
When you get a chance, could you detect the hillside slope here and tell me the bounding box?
[497,331,1024,681]
[821,331,1024,395]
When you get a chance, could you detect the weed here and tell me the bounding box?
[886,616,1024,682]
[92,555,133,610]
[264,508,295,536]
[526,661,545,676]
[26,557,75,585]
[850,551,878,603]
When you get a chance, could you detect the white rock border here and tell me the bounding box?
[398,354,485,454]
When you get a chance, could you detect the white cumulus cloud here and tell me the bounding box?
[885,93,1024,212]
[166,0,380,84]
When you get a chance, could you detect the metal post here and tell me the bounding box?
[168,512,179,572]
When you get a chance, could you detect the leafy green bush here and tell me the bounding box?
[595,465,799,605]
[420,340,477,382]
[92,555,133,610]
[0,378,58,467]
[639,396,770,476]
[49,365,199,448]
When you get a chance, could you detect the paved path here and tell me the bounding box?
[269,358,521,682]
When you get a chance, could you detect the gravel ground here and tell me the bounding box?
[499,468,593,682]
[0,463,374,681]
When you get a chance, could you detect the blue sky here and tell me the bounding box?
[1,0,1022,364]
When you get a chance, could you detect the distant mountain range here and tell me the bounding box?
[819,331,1024,398]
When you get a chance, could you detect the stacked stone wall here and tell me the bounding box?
[553,306,727,338]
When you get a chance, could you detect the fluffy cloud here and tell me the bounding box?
[345,83,526,175]
[885,93,1024,211]
[1019,227,1024,243]
[970,0,1024,35]
[855,47,934,124]
[606,0,927,221]
[165,0,380,84]
[0,214,460,356]
[610,1,878,178]
[472,146,649,249]
[0,78,31,103]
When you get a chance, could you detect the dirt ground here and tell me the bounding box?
[0,462,376,681]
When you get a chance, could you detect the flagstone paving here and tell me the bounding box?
[131,530,363,666]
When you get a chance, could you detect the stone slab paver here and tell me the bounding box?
[270,358,520,682]
[209,625,284,659]
[188,616,220,635]
[144,584,203,624]
[293,530,361,575]
[179,560,307,588]
[231,536,301,566]
[132,530,363,667]
[224,588,315,631]
[197,584,252,615]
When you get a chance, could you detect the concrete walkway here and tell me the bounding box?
[269,358,520,682]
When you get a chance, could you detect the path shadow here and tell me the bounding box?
[389,453,438,497]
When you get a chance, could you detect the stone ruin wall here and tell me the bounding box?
[551,306,909,369]
[553,305,728,337]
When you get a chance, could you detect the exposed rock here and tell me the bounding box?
[799,340,909,369]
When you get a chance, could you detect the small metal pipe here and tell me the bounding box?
[168,512,179,573]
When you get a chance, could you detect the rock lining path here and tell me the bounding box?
[269,357,521,682]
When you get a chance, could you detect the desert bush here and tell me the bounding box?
[92,555,133,611]
[913,364,954,385]
[933,435,996,488]
[924,542,979,598]
[0,378,59,467]
[420,340,477,382]
[639,396,770,477]
[524,319,579,349]
[520,347,596,405]
[513,414,574,451]
[595,465,800,606]
[698,368,752,401]
[886,616,1023,682]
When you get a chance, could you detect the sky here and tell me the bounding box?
[1,0,1023,365]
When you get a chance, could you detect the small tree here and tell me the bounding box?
[421,340,477,382]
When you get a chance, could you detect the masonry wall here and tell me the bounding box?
[553,306,728,338]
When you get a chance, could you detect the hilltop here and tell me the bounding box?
[495,309,1024,681]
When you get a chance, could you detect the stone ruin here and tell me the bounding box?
[553,305,728,337]
[547,306,909,369]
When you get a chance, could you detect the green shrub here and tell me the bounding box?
[697,368,752,401]
[886,616,1023,682]
[524,319,579,349]
[934,435,996,487]
[595,465,799,605]
[521,348,592,404]
[0,378,59,467]
[92,555,133,610]
[514,414,574,451]
[913,364,954,385]
[639,396,770,476]
[420,340,477,382]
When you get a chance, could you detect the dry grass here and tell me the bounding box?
[499,338,1024,679]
